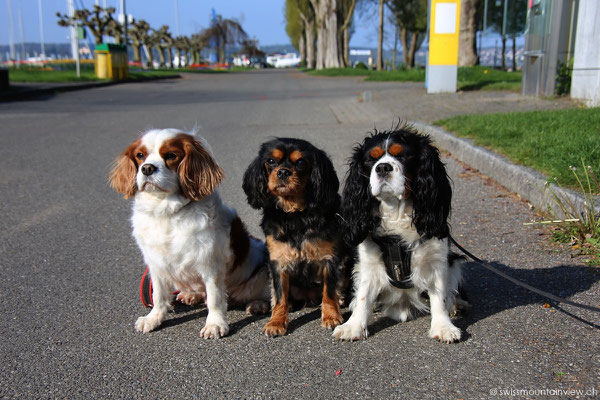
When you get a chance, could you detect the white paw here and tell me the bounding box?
[332,321,368,341]
[428,321,461,343]
[135,315,163,333]
[201,322,229,339]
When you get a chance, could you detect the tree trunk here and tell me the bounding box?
[157,47,165,67]
[343,27,350,67]
[146,45,154,67]
[408,32,418,69]
[324,0,340,68]
[400,27,408,67]
[133,45,141,63]
[458,0,480,66]
[305,18,316,69]
[165,47,173,68]
[299,33,306,66]
[310,0,325,69]
[376,0,384,70]
[501,36,506,70]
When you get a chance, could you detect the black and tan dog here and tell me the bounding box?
[243,138,348,337]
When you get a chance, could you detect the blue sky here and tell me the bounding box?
[1,0,384,48]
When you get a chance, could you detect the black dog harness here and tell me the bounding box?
[371,235,414,289]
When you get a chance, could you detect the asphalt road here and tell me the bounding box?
[1,69,598,399]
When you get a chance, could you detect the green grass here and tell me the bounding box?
[305,65,522,91]
[8,67,179,83]
[8,68,99,82]
[457,66,522,91]
[435,107,600,189]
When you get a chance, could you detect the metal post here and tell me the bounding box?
[502,0,508,36]
[174,0,180,36]
[6,0,16,61]
[18,0,25,60]
[483,0,488,32]
[67,0,80,77]
[121,0,127,48]
[38,0,45,57]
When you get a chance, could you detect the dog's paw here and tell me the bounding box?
[245,300,270,315]
[321,312,344,330]
[428,321,461,343]
[176,292,205,306]
[263,320,288,337]
[135,315,163,333]
[201,322,229,339]
[332,321,367,341]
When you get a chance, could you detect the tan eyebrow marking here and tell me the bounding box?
[369,146,384,159]
[271,149,284,161]
[388,143,403,156]
[289,150,303,163]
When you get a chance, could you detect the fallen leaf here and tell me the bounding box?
[543,303,551,308]
[335,369,342,376]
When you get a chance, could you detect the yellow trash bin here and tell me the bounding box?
[94,43,129,80]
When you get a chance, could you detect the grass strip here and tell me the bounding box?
[435,107,600,189]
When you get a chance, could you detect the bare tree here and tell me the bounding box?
[376,0,385,70]
[310,0,341,69]
[128,19,150,65]
[57,5,115,45]
[204,16,248,63]
[295,0,316,69]
[337,0,357,67]
[388,0,426,69]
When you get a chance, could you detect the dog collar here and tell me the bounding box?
[371,234,414,289]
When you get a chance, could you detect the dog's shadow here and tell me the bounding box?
[361,261,600,339]
[456,261,600,331]
[156,304,271,334]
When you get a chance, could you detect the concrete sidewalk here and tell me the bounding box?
[327,82,584,216]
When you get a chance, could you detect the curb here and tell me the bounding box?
[0,74,180,102]
[413,121,590,219]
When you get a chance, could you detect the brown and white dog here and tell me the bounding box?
[109,129,270,338]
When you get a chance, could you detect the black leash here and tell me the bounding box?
[449,236,600,313]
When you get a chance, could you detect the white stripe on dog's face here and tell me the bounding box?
[369,154,406,199]
[136,129,181,194]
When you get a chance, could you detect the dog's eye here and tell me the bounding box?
[164,152,177,161]
[296,159,305,167]
[266,158,277,167]
[136,153,145,160]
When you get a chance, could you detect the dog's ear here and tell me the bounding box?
[412,136,452,239]
[340,142,377,247]
[242,154,270,209]
[178,138,224,200]
[305,148,340,210]
[109,139,139,199]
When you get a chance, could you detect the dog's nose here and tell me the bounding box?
[276,168,292,180]
[141,164,157,176]
[376,163,393,177]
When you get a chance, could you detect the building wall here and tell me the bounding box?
[571,0,600,107]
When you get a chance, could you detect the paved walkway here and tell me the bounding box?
[0,69,597,399]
